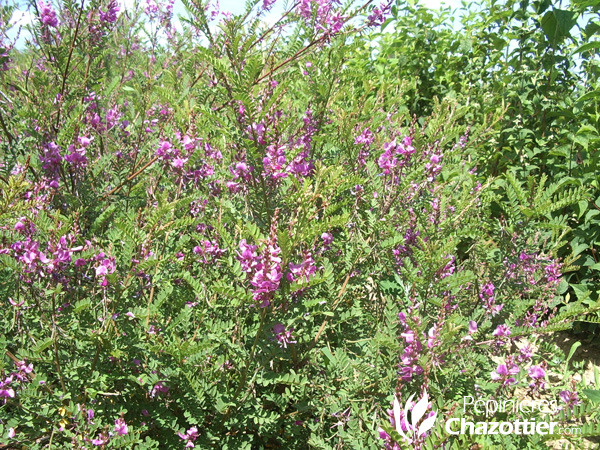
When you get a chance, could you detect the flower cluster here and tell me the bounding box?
[178,426,199,448]
[8,235,82,282]
[480,282,502,316]
[398,311,424,382]
[287,251,317,283]
[38,1,58,27]
[64,135,94,169]
[94,252,116,286]
[237,215,283,307]
[193,240,226,263]
[491,357,519,386]
[354,127,374,166]
[367,1,392,27]
[227,161,253,193]
[0,360,33,403]
[297,0,346,37]
[272,323,297,348]
[560,390,581,409]
[377,136,415,175]
[527,364,546,392]
[263,144,287,180]
[89,416,129,446]
[99,0,120,23]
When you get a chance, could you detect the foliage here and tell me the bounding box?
[0,0,597,449]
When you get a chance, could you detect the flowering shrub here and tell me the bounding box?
[0,0,598,449]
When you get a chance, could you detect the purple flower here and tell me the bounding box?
[287,251,317,283]
[287,150,314,178]
[492,324,511,338]
[229,161,253,187]
[272,323,297,348]
[424,152,443,180]
[9,298,24,308]
[156,140,174,159]
[64,144,88,168]
[528,365,546,390]
[528,365,545,379]
[150,381,169,398]
[178,426,199,448]
[378,141,398,174]
[0,384,15,398]
[519,345,533,361]
[114,417,128,435]
[92,433,109,446]
[95,254,116,285]
[354,128,373,165]
[545,260,561,283]
[491,363,519,385]
[427,324,439,349]
[263,144,287,179]
[468,321,477,334]
[172,156,188,170]
[250,243,283,307]
[398,319,424,382]
[16,360,33,375]
[193,240,226,263]
[367,2,391,27]
[323,11,344,35]
[100,0,120,23]
[38,1,58,27]
[560,390,581,409]
[354,127,374,146]
[78,136,93,147]
[238,216,283,307]
[39,142,63,175]
[262,0,276,10]
[236,239,259,273]
[438,254,455,279]
[480,282,503,316]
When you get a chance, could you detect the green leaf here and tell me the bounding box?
[582,389,600,403]
[32,338,54,354]
[541,9,578,43]
[564,341,582,377]
[574,41,600,54]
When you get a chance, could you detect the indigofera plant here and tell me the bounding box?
[0,0,597,449]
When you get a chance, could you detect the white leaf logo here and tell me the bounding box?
[393,395,403,435]
[418,411,437,436]
[411,391,429,430]
[391,390,437,443]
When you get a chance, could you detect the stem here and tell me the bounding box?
[55,0,86,129]
[0,108,13,145]
[102,156,159,198]
[229,307,267,407]
[51,294,66,392]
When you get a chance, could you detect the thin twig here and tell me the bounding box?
[102,155,159,198]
